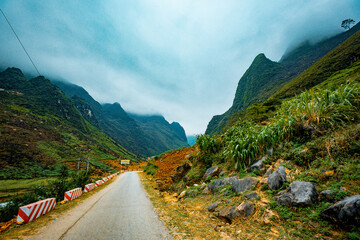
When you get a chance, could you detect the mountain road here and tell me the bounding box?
[30,172,172,240]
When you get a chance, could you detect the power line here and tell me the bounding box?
[0,8,41,76]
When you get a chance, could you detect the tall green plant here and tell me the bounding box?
[222,82,359,170]
[196,134,223,154]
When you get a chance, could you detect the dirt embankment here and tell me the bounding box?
[152,147,196,189]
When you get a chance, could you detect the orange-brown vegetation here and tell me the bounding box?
[153,147,196,189]
[0,218,16,234]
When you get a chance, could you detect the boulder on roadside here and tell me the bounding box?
[218,206,234,222]
[245,192,260,200]
[207,177,237,193]
[235,202,254,218]
[247,157,266,173]
[203,166,220,181]
[232,177,258,194]
[264,167,273,177]
[217,202,254,223]
[320,195,360,226]
[268,166,287,190]
[171,162,191,182]
[275,181,318,207]
[274,190,293,206]
[203,187,211,194]
[187,189,198,197]
[208,203,219,212]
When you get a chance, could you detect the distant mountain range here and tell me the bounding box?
[206,22,360,135]
[52,80,189,156]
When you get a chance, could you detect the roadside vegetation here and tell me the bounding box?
[0,165,95,223]
[143,60,360,239]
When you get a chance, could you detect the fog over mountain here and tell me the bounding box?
[0,0,359,135]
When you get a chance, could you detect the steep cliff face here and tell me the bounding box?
[206,23,360,135]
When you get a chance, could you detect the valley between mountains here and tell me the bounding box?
[1,17,360,240]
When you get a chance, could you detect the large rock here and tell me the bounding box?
[218,206,234,223]
[232,177,259,193]
[207,177,237,193]
[171,162,191,182]
[247,157,266,172]
[245,192,260,200]
[208,203,219,212]
[203,166,220,181]
[320,195,360,226]
[217,202,254,223]
[268,166,287,190]
[235,202,254,218]
[275,181,318,207]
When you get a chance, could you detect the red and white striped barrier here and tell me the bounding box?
[95,180,103,187]
[64,188,82,201]
[17,198,56,223]
[102,177,108,183]
[84,183,95,193]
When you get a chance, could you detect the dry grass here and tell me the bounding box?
[140,172,287,240]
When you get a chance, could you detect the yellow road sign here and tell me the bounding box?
[121,160,130,165]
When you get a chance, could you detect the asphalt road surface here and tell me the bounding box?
[30,172,172,240]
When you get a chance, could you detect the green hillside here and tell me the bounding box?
[129,114,189,156]
[0,68,137,179]
[206,23,360,135]
[273,27,360,99]
[159,42,360,239]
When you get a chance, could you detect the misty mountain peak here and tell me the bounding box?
[4,67,24,77]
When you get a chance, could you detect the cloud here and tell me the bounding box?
[0,0,359,135]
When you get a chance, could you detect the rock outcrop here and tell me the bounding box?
[207,177,237,193]
[268,166,287,190]
[247,157,266,172]
[203,166,220,181]
[275,181,318,207]
[320,195,360,226]
[232,177,259,194]
[171,162,191,182]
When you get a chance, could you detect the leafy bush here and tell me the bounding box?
[144,162,158,175]
[196,134,223,154]
[70,170,92,190]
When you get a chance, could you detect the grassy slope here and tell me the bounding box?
[273,28,360,99]
[143,31,360,238]
[0,68,137,180]
[206,24,360,135]
[144,62,360,239]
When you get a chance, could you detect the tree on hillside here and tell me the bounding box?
[341,18,355,30]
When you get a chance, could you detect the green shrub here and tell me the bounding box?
[70,170,92,190]
[196,134,223,154]
[144,162,158,175]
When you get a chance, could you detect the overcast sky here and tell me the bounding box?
[0,1,359,135]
